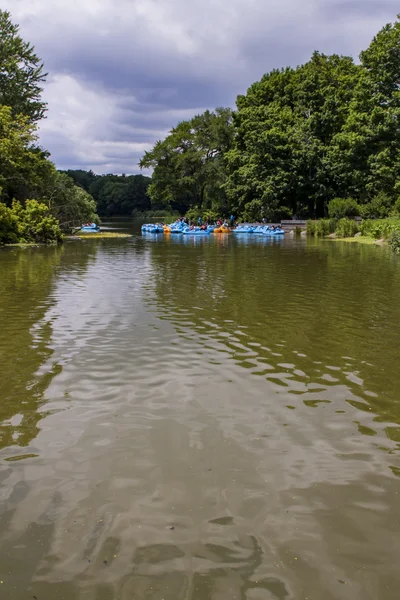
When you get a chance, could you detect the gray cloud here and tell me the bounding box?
[7,0,399,174]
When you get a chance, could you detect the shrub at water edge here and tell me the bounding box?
[388,231,400,253]
[306,219,335,236]
[0,200,62,245]
[359,193,393,219]
[328,198,359,219]
[335,218,359,238]
[360,218,400,239]
[0,202,19,244]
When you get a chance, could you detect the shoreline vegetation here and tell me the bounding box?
[70,232,132,239]
[1,10,400,254]
[0,9,152,248]
[305,216,400,252]
[3,232,133,247]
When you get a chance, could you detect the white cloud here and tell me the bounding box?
[7,0,400,172]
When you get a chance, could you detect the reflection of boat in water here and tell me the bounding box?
[214,226,231,234]
[81,223,100,232]
[234,233,284,245]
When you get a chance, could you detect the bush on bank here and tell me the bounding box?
[359,218,400,239]
[328,198,360,219]
[307,216,400,251]
[0,200,62,245]
[388,231,400,253]
[307,219,336,236]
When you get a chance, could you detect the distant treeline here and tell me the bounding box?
[140,16,400,221]
[60,170,153,217]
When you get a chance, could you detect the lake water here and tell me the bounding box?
[1,222,400,600]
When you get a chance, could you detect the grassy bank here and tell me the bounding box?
[4,242,54,247]
[69,232,132,240]
[327,235,384,245]
[306,218,400,252]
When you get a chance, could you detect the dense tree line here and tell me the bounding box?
[0,10,97,244]
[141,16,400,221]
[62,170,152,217]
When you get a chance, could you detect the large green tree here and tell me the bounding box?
[224,53,360,220]
[46,172,98,231]
[139,108,234,215]
[0,10,47,123]
[0,104,54,203]
[328,16,400,201]
[0,10,99,237]
[141,15,400,221]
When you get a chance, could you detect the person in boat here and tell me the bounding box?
[230,214,235,227]
[200,224,207,230]
[198,216,202,227]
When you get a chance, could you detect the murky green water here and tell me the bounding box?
[1,223,400,600]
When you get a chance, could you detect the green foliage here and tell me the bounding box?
[64,172,152,217]
[185,207,201,222]
[0,11,100,245]
[0,10,47,123]
[185,207,220,223]
[328,197,359,219]
[61,169,97,192]
[335,218,359,238]
[47,172,97,232]
[307,218,357,237]
[307,219,335,236]
[13,199,62,243]
[392,198,400,215]
[224,53,360,220]
[359,193,393,219]
[86,173,151,216]
[0,199,62,244]
[132,209,178,220]
[328,19,400,201]
[140,108,234,216]
[0,201,18,244]
[202,209,220,223]
[316,219,336,236]
[360,217,400,239]
[0,104,49,202]
[140,15,400,222]
[388,230,400,253]
[306,220,316,235]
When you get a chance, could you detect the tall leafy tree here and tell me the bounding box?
[0,104,54,203]
[225,54,360,220]
[61,169,97,192]
[0,10,47,123]
[140,108,233,215]
[328,16,400,201]
[46,172,97,231]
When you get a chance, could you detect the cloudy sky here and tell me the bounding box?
[8,0,399,175]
